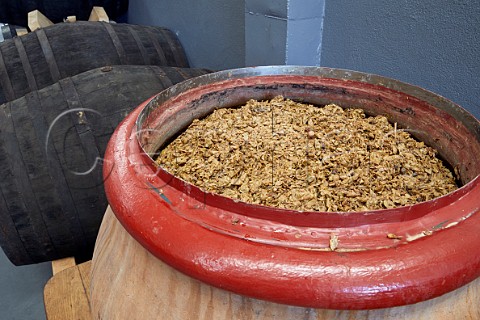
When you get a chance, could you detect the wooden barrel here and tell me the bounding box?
[91,206,480,320]
[0,0,128,27]
[0,65,210,265]
[0,21,189,104]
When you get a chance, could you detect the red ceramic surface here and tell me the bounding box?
[103,67,480,309]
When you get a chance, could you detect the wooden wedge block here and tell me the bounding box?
[28,10,54,31]
[89,7,109,22]
[65,16,77,23]
[15,28,29,36]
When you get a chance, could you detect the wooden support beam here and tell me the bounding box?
[44,261,92,320]
[51,257,76,275]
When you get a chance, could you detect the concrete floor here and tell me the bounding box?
[0,248,51,320]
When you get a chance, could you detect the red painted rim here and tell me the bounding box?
[103,67,480,309]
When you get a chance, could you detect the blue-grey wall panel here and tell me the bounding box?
[246,0,287,17]
[245,0,287,66]
[320,0,480,119]
[286,0,325,66]
[0,249,51,320]
[128,0,245,70]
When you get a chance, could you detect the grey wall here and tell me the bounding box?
[245,0,288,66]
[320,0,480,119]
[241,0,326,67]
[128,0,479,118]
[0,248,51,320]
[285,0,325,66]
[128,0,245,70]
[128,0,326,69]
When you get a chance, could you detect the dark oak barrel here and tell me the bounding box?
[0,0,128,27]
[0,65,210,265]
[0,21,189,104]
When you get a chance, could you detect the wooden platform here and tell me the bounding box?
[43,260,92,320]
